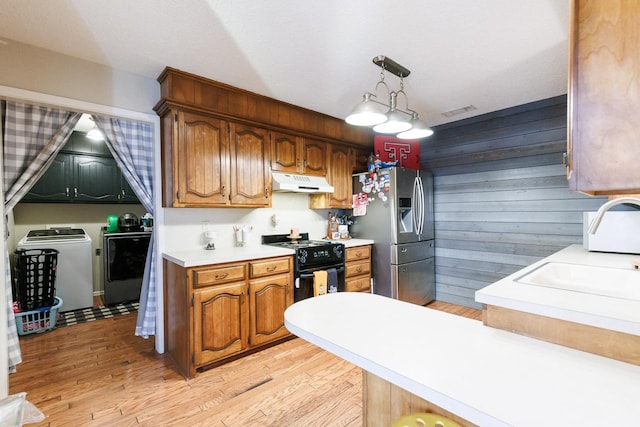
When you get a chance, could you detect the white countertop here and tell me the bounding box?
[162,239,374,267]
[475,244,640,336]
[285,292,640,427]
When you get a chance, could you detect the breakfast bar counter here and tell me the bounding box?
[284,292,640,426]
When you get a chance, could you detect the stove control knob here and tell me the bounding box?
[333,246,343,258]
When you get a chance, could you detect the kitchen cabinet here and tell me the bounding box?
[160,109,271,207]
[309,144,358,209]
[567,0,640,195]
[23,152,137,203]
[163,255,293,378]
[344,245,371,293]
[248,255,293,346]
[193,281,249,367]
[166,110,229,206]
[270,131,327,176]
[229,122,271,206]
[249,274,291,346]
[155,68,373,208]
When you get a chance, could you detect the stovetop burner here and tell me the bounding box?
[267,240,331,249]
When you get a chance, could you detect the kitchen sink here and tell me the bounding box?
[515,262,640,301]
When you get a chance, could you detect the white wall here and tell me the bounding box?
[0,39,158,114]
[164,193,333,250]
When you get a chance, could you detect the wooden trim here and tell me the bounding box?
[483,304,640,366]
[363,371,478,427]
[155,67,372,147]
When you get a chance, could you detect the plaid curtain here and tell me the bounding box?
[92,116,156,338]
[2,101,81,371]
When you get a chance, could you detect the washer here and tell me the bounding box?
[17,228,93,312]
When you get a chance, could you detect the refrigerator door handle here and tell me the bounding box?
[412,177,420,236]
[414,175,425,236]
[418,175,425,235]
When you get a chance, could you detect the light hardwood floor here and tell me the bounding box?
[10,300,481,426]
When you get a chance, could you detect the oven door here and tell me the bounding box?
[103,232,151,305]
[295,264,345,302]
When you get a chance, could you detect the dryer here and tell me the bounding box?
[17,228,93,312]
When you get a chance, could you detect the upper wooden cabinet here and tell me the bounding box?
[173,110,229,206]
[155,67,373,208]
[309,144,360,209]
[270,131,327,176]
[568,0,640,195]
[229,123,271,206]
[160,109,271,207]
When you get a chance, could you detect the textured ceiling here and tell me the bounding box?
[0,0,569,127]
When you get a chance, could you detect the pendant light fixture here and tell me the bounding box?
[86,115,105,141]
[345,55,433,139]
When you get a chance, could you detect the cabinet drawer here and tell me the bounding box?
[249,257,291,278]
[346,245,371,262]
[345,276,371,292]
[345,260,370,278]
[193,264,246,288]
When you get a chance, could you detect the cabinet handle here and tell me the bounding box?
[356,266,362,273]
[265,187,269,198]
[65,187,70,197]
[215,273,228,280]
[267,266,276,271]
[74,188,78,198]
[221,186,225,197]
[355,251,362,257]
[121,189,125,196]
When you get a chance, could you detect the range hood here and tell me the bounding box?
[271,172,334,193]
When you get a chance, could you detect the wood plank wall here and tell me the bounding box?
[421,95,607,308]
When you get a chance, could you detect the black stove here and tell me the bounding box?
[262,233,344,270]
[262,233,345,301]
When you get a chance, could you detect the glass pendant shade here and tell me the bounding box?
[345,93,387,126]
[397,115,434,139]
[86,127,104,141]
[372,109,412,133]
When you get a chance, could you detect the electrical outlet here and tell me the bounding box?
[96,248,101,256]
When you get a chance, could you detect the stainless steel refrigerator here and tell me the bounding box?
[351,167,435,305]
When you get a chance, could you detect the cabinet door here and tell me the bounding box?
[118,172,141,204]
[351,147,369,174]
[270,131,301,173]
[326,144,352,208]
[74,155,120,202]
[568,0,640,194]
[177,111,229,205]
[302,138,327,176]
[193,282,249,367]
[229,123,271,206]
[249,273,292,347]
[23,152,73,202]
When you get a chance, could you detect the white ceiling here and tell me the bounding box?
[0,0,569,128]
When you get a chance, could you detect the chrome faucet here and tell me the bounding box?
[588,197,640,234]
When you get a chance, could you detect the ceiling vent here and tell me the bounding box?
[441,105,477,118]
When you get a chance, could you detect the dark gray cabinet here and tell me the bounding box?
[22,132,140,204]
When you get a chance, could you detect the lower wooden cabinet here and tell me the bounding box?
[193,282,249,367]
[164,255,293,378]
[345,245,372,293]
[249,273,292,347]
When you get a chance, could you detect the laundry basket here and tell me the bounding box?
[12,248,59,311]
[14,297,63,336]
